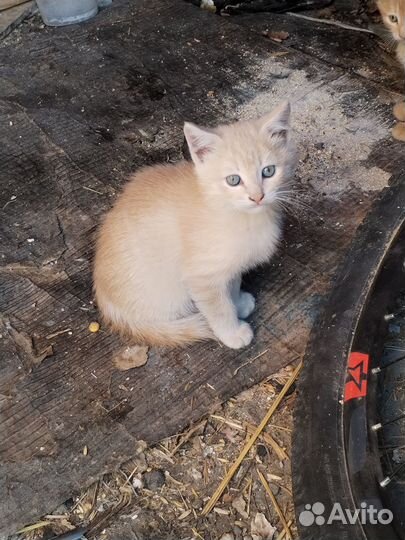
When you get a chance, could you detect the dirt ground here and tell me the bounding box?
[9,364,297,540]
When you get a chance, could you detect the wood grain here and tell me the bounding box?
[0,0,29,10]
[0,0,404,533]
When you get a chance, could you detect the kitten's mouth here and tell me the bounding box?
[246,201,268,213]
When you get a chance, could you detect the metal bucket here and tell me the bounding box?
[37,0,99,27]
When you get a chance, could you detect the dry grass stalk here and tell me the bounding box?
[169,420,206,456]
[278,520,293,540]
[191,527,205,540]
[245,422,288,461]
[210,415,242,431]
[233,349,270,375]
[272,483,292,498]
[210,415,288,461]
[46,328,72,339]
[268,424,292,433]
[257,470,292,540]
[17,521,51,534]
[201,361,302,515]
[245,477,253,516]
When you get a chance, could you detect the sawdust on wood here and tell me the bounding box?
[231,60,391,197]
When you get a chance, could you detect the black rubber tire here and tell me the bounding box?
[292,174,405,540]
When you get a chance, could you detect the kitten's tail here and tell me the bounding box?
[110,313,214,348]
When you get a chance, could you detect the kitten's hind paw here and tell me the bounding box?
[219,321,254,349]
[393,102,405,122]
[236,291,256,319]
[392,122,405,142]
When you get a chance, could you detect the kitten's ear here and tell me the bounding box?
[184,122,221,164]
[259,101,291,144]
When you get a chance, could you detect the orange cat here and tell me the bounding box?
[378,0,405,140]
[93,102,296,349]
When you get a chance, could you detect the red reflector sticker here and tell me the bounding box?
[344,352,369,402]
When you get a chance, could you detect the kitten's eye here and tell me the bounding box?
[226,174,242,186]
[389,14,398,23]
[262,165,276,178]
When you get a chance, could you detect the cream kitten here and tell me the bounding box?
[93,102,295,349]
[378,0,405,140]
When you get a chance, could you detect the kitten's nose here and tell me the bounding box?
[249,193,264,204]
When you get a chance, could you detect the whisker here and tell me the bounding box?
[275,198,313,222]
[276,196,320,218]
[276,201,302,221]
[277,189,306,193]
[281,199,316,211]
[276,189,308,197]
[275,193,312,205]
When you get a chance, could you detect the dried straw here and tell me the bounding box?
[257,469,292,540]
[17,521,51,534]
[201,361,302,515]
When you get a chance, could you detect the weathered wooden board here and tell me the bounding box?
[229,9,404,92]
[0,0,34,39]
[1,0,405,533]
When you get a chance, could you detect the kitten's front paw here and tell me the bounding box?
[397,41,405,64]
[236,291,256,319]
[219,322,254,349]
[393,102,405,122]
[392,123,405,142]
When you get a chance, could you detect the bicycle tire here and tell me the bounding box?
[292,174,405,540]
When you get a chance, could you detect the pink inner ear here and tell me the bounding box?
[188,132,213,161]
[195,145,211,161]
[272,128,288,140]
[184,122,220,163]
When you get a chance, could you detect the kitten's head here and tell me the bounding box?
[184,102,296,213]
[378,0,405,41]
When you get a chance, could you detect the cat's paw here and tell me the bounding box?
[236,291,256,319]
[219,322,254,349]
[397,41,405,64]
[393,102,405,122]
[392,122,405,142]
